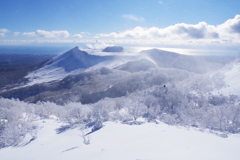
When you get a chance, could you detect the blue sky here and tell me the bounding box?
[0,0,240,49]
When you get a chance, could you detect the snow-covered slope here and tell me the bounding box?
[25,47,138,85]
[25,47,115,84]
[45,46,113,72]
[0,119,239,160]
[118,59,157,73]
[219,58,240,95]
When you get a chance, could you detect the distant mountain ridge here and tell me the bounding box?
[44,46,113,72]
[102,46,124,52]
[17,46,225,86]
[118,59,156,73]
[0,46,231,104]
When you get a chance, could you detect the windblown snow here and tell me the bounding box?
[25,47,223,85]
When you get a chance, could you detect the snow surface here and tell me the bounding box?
[0,119,240,160]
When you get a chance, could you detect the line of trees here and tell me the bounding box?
[1,83,239,148]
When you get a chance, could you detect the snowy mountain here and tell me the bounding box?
[24,47,223,86]
[25,47,115,84]
[0,46,229,104]
[118,59,157,73]
[102,46,124,52]
[45,46,113,71]
[141,49,223,73]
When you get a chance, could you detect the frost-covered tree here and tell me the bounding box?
[0,98,36,148]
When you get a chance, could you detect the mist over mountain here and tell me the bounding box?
[141,49,223,73]
[44,46,114,72]
[25,47,116,84]
[118,59,156,73]
[0,46,231,104]
[21,47,224,86]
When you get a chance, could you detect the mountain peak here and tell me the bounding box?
[102,46,124,52]
[45,46,88,66]
[141,48,179,56]
[71,46,80,51]
[46,47,107,72]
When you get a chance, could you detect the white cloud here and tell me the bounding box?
[13,32,21,36]
[36,30,70,38]
[96,15,240,47]
[165,22,219,39]
[0,28,9,37]
[0,33,5,37]
[97,22,219,40]
[22,30,70,38]
[86,42,114,49]
[80,32,90,36]
[218,15,240,36]
[123,14,145,22]
[23,32,36,37]
[73,32,90,38]
[2,15,240,47]
[73,34,83,38]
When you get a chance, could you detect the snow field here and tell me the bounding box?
[0,119,239,160]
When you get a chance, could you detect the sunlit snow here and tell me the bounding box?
[0,119,239,160]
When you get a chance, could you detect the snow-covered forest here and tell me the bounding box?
[0,47,240,150]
